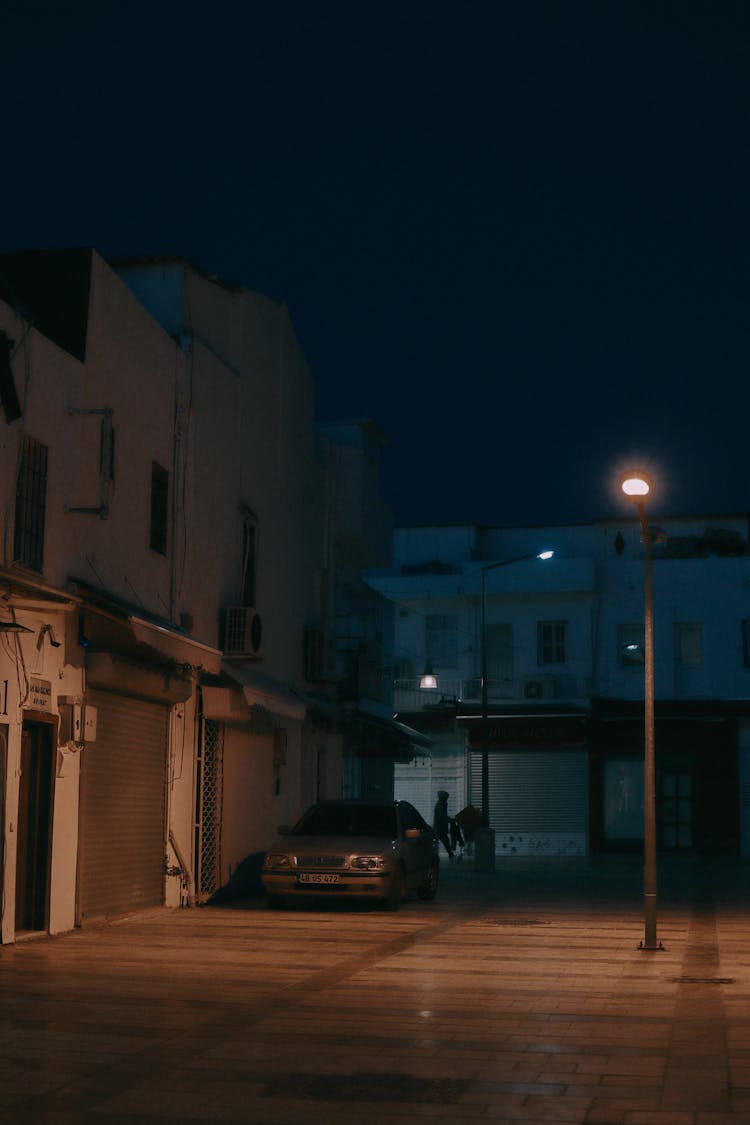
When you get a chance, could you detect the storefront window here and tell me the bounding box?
[604,759,644,840]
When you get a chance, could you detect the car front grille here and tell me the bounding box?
[294,854,348,868]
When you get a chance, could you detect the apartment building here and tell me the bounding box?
[0,249,395,941]
[366,518,750,858]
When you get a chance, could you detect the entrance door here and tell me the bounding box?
[15,722,54,931]
[660,771,693,850]
[0,725,7,922]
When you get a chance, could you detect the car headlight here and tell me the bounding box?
[350,855,387,871]
[263,853,291,870]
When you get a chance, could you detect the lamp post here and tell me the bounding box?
[479,551,554,830]
[621,474,662,951]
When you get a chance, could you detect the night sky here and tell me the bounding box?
[2,2,748,528]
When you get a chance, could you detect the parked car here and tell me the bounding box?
[262,799,440,910]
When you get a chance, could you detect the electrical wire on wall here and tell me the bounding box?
[2,313,32,570]
[173,274,195,616]
[169,676,193,785]
[0,610,30,709]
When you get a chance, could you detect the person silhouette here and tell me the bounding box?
[454,804,485,857]
[433,790,454,858]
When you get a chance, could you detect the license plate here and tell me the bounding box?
[298,872,339,885]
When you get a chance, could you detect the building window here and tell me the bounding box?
[537,621,566,666]
[149,461,169,555]
[618,623,645,667]
[487,623,513,683]
[426,614,458,668]
[241,513,257,606]
[676,623,702,667]
[14,435,48,572]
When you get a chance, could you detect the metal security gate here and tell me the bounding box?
[469,750,588,856]
[77,690,168,922]
[195,718,223,901]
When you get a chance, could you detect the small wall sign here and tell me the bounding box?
[29,676,52,712]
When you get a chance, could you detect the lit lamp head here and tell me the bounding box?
[621,473,651,500]
[419,661,438,690]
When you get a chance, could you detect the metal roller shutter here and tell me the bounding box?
[78,689,168,922]
[469,750,587,833]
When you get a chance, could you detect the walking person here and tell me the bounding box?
[433,790,455,859]
[454,804,485,858]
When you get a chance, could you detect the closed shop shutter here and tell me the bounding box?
[78,689,168,922]
[469,750,588,855]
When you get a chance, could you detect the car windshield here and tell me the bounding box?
[293,804,397,838]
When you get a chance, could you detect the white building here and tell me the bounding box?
[1,248,393,941]
[367,518,750,858]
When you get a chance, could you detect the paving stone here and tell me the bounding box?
[0,855,748,1121]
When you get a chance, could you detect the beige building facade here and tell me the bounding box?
[0,249,349,941]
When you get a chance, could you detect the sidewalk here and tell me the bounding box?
[439,851,750,1121]
[0,853,748,1123]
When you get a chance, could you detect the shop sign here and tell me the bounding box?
[468,716,586,749]
[29,676,52,712]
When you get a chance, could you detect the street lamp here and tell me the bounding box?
[621,473,662,951]
[479,551,554,851]
[419,661,438,690]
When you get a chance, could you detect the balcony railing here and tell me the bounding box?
[393,674,589,712]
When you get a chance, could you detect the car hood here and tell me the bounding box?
[269,833,398,854]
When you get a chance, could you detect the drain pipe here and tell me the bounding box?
[168,828,196,908]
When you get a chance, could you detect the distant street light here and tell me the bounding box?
[621,472,663,951]
[479,551,554,830]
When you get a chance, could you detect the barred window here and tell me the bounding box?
[537,620,566,665]
[241,515,257,607]
[14,436,48,572]
[149,461,168,555]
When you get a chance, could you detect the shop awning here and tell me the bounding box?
[70,579,223,676]
[350,703,433,759]
[86,651,193,704]
[201,683,253,722]
[458,711,588,749]
[222,662,307,721]
[128,616,222,675]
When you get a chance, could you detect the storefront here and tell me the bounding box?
[461,710,589,857]
[590,700,743,855]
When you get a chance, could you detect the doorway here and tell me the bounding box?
[0,724,7,917]
[659,770,693,850]
[15,721,54,931]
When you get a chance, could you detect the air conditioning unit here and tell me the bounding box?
[522,675,556,700]
[224,606,263,658]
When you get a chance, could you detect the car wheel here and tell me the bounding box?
[267,894,286,910]
[417,859,439,901]
[385,865,405,910]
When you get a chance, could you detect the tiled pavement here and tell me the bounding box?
[0,854,749,1123]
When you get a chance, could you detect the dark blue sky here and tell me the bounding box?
[2,2,748,527]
